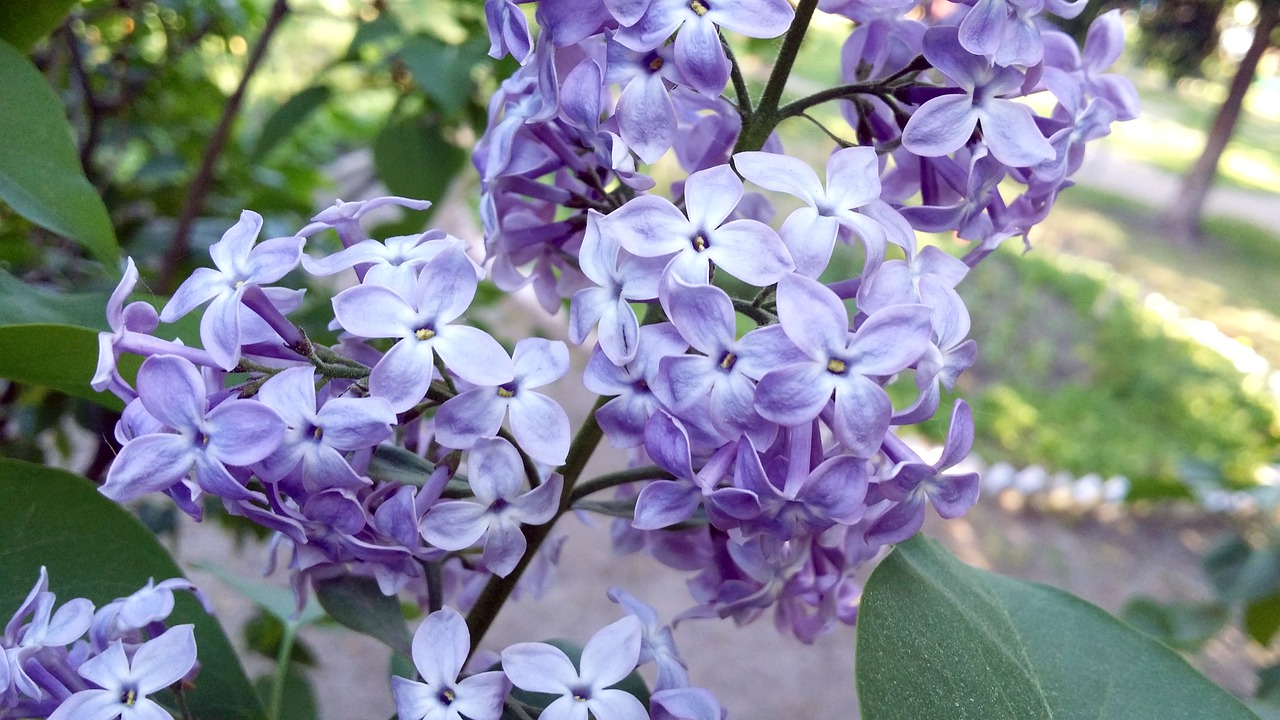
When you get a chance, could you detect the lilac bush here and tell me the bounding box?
[59,0,1144,717]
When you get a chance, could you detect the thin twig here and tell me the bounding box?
[158,0,291,293]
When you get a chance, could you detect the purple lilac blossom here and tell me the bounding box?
[419,437,563,577]
[101,354,284,503]
[160,210,305,370]
[254,366,396,490]
[901,26,1054,168]
[755,274,932,456]
[434,338,573,466]
[601,164,793,286]
[392,607,510,720]
[614,0,794,96]
[332,244,514,413]
[49,624,196,720]
[501,615,647,720]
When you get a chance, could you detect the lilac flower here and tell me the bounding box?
[486,0,534,63]
[160,210,305,370]
[299,196,434,249]
[654,276,803,443]
[734,147,906,277]
[605,39,682,164]
[615,0,795,96]
[754,274,932,456]
[607,588,689,692]
[434,338,573,466]
[632,413,759,530]
[89,579,211,652]
[601,164,793,286]
[501,615,647,720]
[583,323,689,448]
[901,26,1054,168]
[49,624,197,720]
[650,687,726,720]
[569,210,669,366]
[255,366,396,490]
[419,437,563,576]
[866,401,981,545]
[101,354,283,503]
[302,229,479,300]
[392,607,510,720]
[92,257,159,398]
[4,567,94,700]
[331,244,514,413]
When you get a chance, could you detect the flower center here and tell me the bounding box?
[438,688,456,706]
[827,357,848,375]
[572,687,592,702]
[497,381,518,399]
[690,0,709,15]
[719,351,738,371]
[690,233,709,252]
[415,326,436,341]
[309,424,324,441]
[648,55,664,71]
[120,687,138,706]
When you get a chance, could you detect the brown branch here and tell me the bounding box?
[157,0,290,293]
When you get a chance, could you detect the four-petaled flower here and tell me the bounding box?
[392,607,511,720]
[49,624,198,720]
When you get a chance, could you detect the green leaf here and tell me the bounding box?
[857,534,1256,720]
[1246,591,1280,646]
[1204,534,1280,604]
[0,459,263,719]
[254,86,333,160]
[195,560,325,628]
[253,664,317,720]
[314,574,413,657]
[398,35,486,116]
[372,115,466,212]
[0,324,127,409]
[0,268,111,328]
[1121,597,1229,652]
[0,0,77,52]
[0,40,117,264]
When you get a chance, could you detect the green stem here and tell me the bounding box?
[733,0,820,153]
[425,561,443,614]
[721,32,753,115]
[268,622,299,720]
[465,394,609,655]
[569,464,675,504]
[733,298,776,326]
[776,82,896,121]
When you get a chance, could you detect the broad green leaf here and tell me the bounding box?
[372,115,466,215]
[1246,591,1280,646]
[0,324,127,409]
[0,459,263,719]
[254,86,333,160]
[1121,597,1229,652]
[0,40,117,264]
[253,665,318,720]
[314,574,413,657]
[196,560,325,627]
[1204,534,1280,604]
[0,268,111,328]
[398,35,487,116]
[857,534,1256,720]
[0,0,77,52]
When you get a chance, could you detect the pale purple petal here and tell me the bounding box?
[508,474,563,525]
[706,220,793,286]
[101,434,195,501]
[581,615,642,687]
[420,502,489,550]
[434,325,516,386]
[902,95,979,157]
[513,338,570,388]
[776,273,849,359]
[131,625,198,694]
[332,284,416,339]
[675,17,729,95]
[135,355,205,431]
[434,388,509,450]
[509,392,571,466]
[979,100,1055,167]
[206,399,285,466]
[588,688,649,720]
[832,377,892,457]
[755,363,834,425]
[501,643,579,693]
[160,267,226,323]
[368,337,435,413]
[412,607,469,686]
[684,165,743,231]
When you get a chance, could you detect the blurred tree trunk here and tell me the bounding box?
[1169,0,1279,243]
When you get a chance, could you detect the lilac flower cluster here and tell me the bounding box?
[394,596,721,720]
[1,569,206,720]
[88,0,1133,715]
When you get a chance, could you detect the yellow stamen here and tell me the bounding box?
[415,328,436,341]
[827,358,847,374]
